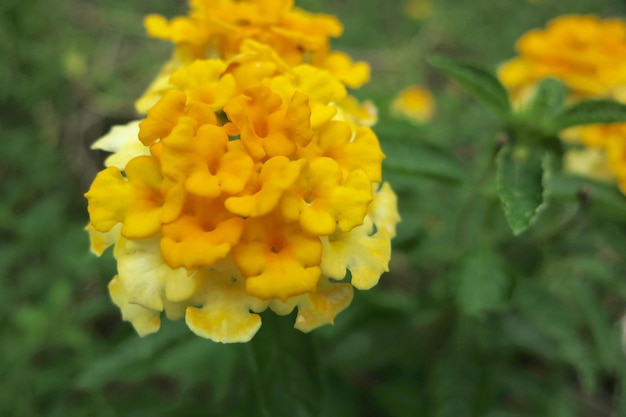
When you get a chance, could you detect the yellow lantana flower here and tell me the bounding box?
[498,15,626,194]
[499,15,626,100]
[85,51,399,342]
[138,0,369,113]
[145,0,342,64]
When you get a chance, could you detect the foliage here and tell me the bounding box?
[3,0,626,416]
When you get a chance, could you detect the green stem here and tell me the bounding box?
[453,134,505,250]
[245,341,272,417]
[245,312,327,417]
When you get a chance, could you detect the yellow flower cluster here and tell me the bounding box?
[85,1,399,343]
[136,0,371,112]
[498,15,626,192]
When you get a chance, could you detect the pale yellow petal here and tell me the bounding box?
[186,258,269,343]
[369,182,401,238]
[293,278,353,332]
[91,119,150,170]
[114,236,201,311]
[91,121,141,153]
[564,148,613,182]
[85,223,120,256]
[109,275,161,337]
[135,58,182,114]
[321,217,391,290]
[320,182,400,290]
[268,277,353,332]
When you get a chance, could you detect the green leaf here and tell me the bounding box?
[247,312,326,417]
[155,337,241,402]
[524,77,568,120]
[498,315,560,361]
[326,314,413,375]
[490,362,559,414]
[548,173,626,222]
[496,145,551,235]
[545,389,577,417]
[513,282,597,392]
[430,342,483,417]
[373,379,424,417]
[552,99,626,131]
[454,249,511,317]
[75,321,187,389]
[569,281,621,373]
[383,138,465,182]
[428,56,511,118]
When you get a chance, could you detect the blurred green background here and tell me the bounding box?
[3,0,626,416]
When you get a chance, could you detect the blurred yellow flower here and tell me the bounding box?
[391,85,435,124]
[562,125,626,195]
[405,0,432,21]
[499,15,626,194]
[563,147,613,182]
[86,45,399,342]
[499,15,626,100]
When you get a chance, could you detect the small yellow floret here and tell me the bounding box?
[161,209,245,269]
[225,156,304,217]
[321,51,370,89]
[281,157,373,235]
[85,156,169,239]
[233,218,322,300]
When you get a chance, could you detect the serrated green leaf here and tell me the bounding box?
[454,249,511,317]
[552,99,626,131]
[496,145,551,235]
[428,56,511,118]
